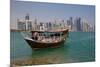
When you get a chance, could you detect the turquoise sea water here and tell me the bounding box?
[10,32,95,65]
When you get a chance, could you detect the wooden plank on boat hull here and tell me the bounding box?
[25,39,65,49]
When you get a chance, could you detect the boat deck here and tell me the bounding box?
[25,34,67,44]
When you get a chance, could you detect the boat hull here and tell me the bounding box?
[25,39,65,49]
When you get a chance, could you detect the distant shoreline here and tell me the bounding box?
[10,29,95,33]
[10,29,26,32]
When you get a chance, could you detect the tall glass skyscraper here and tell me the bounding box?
[74,17,82,31]
[25,13,29,20]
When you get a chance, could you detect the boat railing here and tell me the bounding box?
[21,28,68,42]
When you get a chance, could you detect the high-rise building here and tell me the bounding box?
[69,17,73,30]
[46,22,49,30]
[25,14,32,30]
[89,26,94,32]
[27,20,32,30]
[53,20,57,30]
[82,22,90,32]
[17,14,33,31]
[67,17,73,31]
[67,20,70,26]
[34,18,37,30]
[74,17,82,31]
[17,19,26,30]
[25,13,29,20]
[62,20,65,29]
[48,22,52,30]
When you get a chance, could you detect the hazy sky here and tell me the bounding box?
[10,0,95,29]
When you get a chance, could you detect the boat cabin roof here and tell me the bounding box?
[31,29,69,33]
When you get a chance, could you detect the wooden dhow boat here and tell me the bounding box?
[21,28,69,49]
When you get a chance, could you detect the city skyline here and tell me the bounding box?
[17,14,94,32]
[10,0,95,29]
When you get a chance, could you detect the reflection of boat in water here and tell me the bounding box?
[22,29,69,49]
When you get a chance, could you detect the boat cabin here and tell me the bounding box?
[31,29,69,43]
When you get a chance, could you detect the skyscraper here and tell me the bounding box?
[62,20,65,29]
[25,13,29,20]
[34,18,37,30]
[48,22,52,30]
[69,17,73,30]
[67,17,73,31]
[27,21,32,30]
[82,22,90,32]
[17,19,26,30]
[25,14,32,30]
[74,17,82,31]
